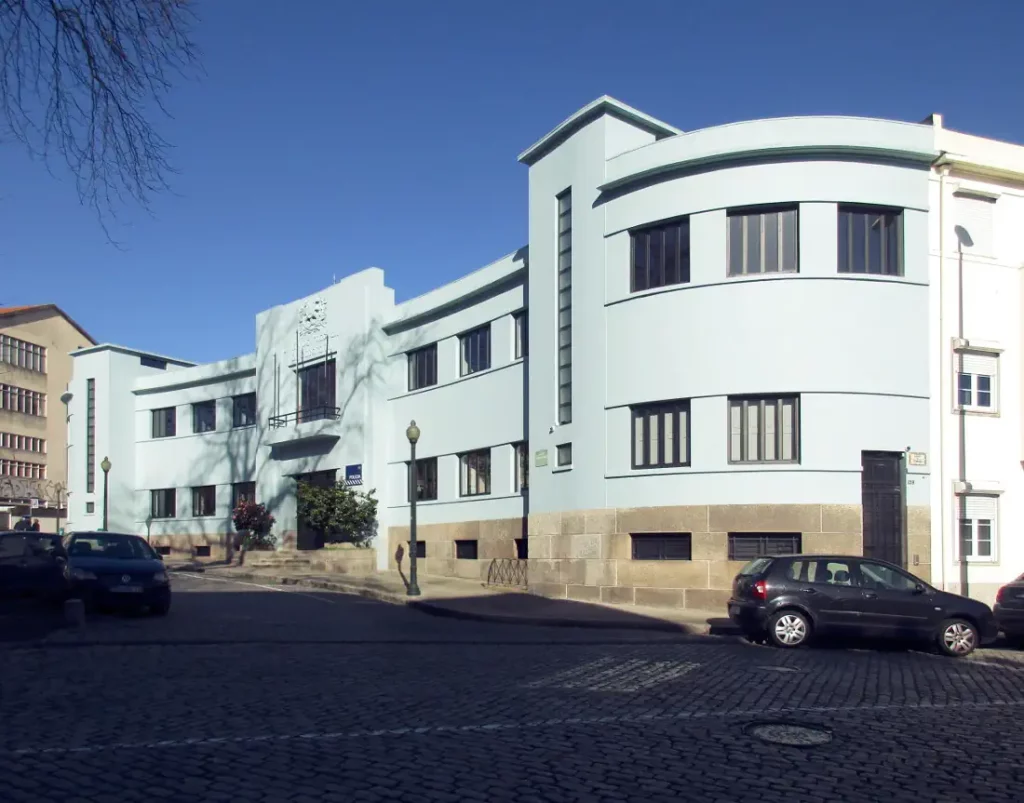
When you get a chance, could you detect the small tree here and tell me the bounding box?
[232,500,276,550]
[297,482,378,547]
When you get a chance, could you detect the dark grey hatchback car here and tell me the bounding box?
[728,554,998,657]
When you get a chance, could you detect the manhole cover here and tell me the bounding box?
[746,722,833,746]
[757,665,801,673]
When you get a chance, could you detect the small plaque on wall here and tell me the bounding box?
[535,449,548,467]
[907,452,927,467]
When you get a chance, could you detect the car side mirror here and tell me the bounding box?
[913,583,927,595]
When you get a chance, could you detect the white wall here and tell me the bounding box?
[929,145,1024,603]
[385,262,526,529]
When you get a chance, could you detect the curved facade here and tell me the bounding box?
[69,96,996,611]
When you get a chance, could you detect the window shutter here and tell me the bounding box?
[954,194,995,256]
[963,495,997,521]
[960,352,996,376]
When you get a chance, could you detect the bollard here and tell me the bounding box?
[63,598,86,628]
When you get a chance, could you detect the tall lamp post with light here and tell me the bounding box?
[59,390,73,535]
[100,456,111,531]
[406,420,422,597]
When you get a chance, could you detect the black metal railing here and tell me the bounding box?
[268,406,341,428]
[486,558,528,588]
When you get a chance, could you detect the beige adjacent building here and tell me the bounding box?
[0,305,95,532]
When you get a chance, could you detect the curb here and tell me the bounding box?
[200,570,740,636]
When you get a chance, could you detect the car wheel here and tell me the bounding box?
[937,618,978,658]
[768,610,811,649]
[150,600,171,617]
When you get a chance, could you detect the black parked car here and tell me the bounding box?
[994,572,1024,645]
[728,554,997,657]
[65,532,171,615]
[0,531,69,603]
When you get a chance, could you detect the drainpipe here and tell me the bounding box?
[934,154,949,590]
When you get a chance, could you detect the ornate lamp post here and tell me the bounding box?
[100,456,111,531]
[406,420,421,597]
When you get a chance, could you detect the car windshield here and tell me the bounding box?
[738,557,773,576]
[67,534,155,560]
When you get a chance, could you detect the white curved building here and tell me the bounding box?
[65,97,1024,608]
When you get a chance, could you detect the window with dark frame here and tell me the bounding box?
[86,378,96,493]
[631,533,693,561]
[460,325,491,376]
[192,400,217,433]
[151,407,176,438]
[557,189,573,423]
[556,443,572,467]
[514,311,528,359]
[514,441,529,492]
[515,538,528,559]
[0,383,46,416]
[150,488,176,519]
[411,540,426,559]
[298,359,336,419]
[459,449,491,497]
[632,399,690,468]
[727,207,799,276]
[85,502,95,514]
[231,481,256,510]
[232,393,257,427]
[407,457,438,501]
[455,539,479,560]
[0,334,46,373]
[728,396,799,463]
[192,486,216,517]
[728,533,802,561]
[408,344,438,391]
[631,217,691,292]
[838,206,903,275]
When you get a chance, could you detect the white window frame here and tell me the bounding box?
[954,493,998,563]
[954,350,999,414]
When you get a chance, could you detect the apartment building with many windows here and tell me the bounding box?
[0,305,95,530]
[65,97,1024,607]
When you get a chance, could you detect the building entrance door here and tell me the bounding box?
[295,469,337,550]
[860,451,905,568]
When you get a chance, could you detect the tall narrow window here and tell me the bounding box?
[514,441,529,492]
[460,325,491,376]
[514,311,528,359]
[632,399,690,468]
[631,217,691,292]
[151,407,176,438]
[727,207,798,276]
[192,486,217,517]
[557,189,572,424]
[407,457,438,501]
[838,206,903,275]
[231,482,256,510]
[728,396,799,463]
[192,400,217,433]
[298,359,336,421]
[459,449,491,497]
[408,344,438,390]
[232,393,257,427]
[151,489,176,519]
[86,379,96,493]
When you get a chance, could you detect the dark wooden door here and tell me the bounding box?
[861,451,905,568]
[295,470,336,550]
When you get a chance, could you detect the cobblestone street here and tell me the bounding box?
[2,574,1022,802]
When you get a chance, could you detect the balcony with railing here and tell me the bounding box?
[266,405,342,446]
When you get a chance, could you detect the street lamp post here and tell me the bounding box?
[405,420,421,597]
[100,456,111,531]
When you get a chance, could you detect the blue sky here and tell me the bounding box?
[3,0,1022,363]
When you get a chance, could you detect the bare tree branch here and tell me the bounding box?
[0,1,199,232]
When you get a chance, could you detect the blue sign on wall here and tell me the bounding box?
[345,464,363,486]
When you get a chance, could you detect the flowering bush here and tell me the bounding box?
[232,500,277,549]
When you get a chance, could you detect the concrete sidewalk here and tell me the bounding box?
[185,564,741,636]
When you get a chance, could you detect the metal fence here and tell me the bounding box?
[486,558,528,588]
